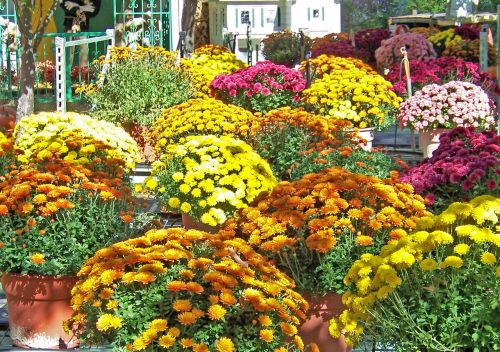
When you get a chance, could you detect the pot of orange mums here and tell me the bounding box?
[219,167,429,351]
[0,156,136,349]
[66,227,311,352]
[0,113,140,349]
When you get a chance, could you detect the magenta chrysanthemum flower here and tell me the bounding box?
[211,61,306,114]
[401,127,499,211]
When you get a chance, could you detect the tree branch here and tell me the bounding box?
[34,0,61,48]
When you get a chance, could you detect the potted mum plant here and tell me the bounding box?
[210,61,306,114]
[145,135,277,231]
[0,156,136,349]
[148,98,258,152]
[66,227,311,352]
[401,127,499,212]
[245,107,405,181]
[14,111,141,171]
[220,167,428,351]
[375,32,436,71]
[0,112,139,349]
[302,55,401,149]
[386,57,500,100]
[180,45,247,98]
[331,195,499,350]
[78,46,195,160]
[261,29,312,68]
[397,81,495,158]
[353,28,391,62]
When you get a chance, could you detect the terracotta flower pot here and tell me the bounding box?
[418,128,449,159]
[181,212,219,234]
[299,292,352,352]
[487,65,497,80]
[1,273,79,349]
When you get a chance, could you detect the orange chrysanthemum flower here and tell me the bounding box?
[180,338,195,348]
[259,329,274,342]
[177,312,198,325]
[179,269,195,279]
[166,281,187,292]
[280,322,298,336]
[258,314,273,326]
[185,282,204,294]
[219,292,237,305]
[31,253,45,264]
[355,235,374,246]
[172,299,192,312]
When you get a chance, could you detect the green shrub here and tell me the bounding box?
[81,47,195,127]
[261,30,311,67]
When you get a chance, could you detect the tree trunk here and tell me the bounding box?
[16,39,35,122]
[181,0,199,53]
[13,0,36,122]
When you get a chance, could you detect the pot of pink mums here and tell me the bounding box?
[397,81,495,158]
[210,61,306,114]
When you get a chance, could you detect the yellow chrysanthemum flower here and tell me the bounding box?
[480,252,497,265]
[420,258,438,271]
[453,243,470,255]
[441,255,463,269]
[208,304,227,320]
[259,329,274,342]
[215,337,235,352]
[95,314,122,332]
[158,334,176,348]
[168,197,181,208]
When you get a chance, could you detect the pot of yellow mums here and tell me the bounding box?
[145,135,277,232]
[66,227,312,352]
[302,55,401,151]
[331,195,499,350]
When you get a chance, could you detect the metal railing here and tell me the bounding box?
[55,29,114,113]
[1,31,109,103]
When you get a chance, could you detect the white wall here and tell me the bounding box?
[207,0,341,62]
[290,0,340,38]
[171,0,185,51]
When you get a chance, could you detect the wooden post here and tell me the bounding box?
[479,24,488,72]
[497,5,500,135]
[401,47,415,153]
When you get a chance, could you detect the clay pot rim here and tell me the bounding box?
[2,272,78,280]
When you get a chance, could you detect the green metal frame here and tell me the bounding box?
[0,1,18,100]
[1,29,108,102]
[113,0,172,50]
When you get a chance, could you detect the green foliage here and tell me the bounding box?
[85,54,195,127]
[290,147,405,181]
[261,30,312,67]
[249,123,404,181]
[0,159,136,276]
[363,254,500,351]
[341,0,447,32]
[317,231,389,294]
[0,189,134,276]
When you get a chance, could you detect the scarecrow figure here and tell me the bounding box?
[61,0,101,66]
[61,0,101,33]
